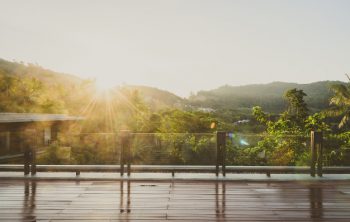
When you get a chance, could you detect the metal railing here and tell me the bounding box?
[1,130,350,177]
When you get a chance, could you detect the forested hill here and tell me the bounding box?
[0,58,183,111]
[123,85,185,109]
[0,58,343,113]
[0,58,82,85]
[189,81,344,113]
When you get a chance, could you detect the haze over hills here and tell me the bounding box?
[0,58,341,113]
[188,81,342,113]
[121,85,185,110]
[0,58,82,86]
[0,58,184,110]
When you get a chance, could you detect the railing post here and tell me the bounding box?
[216,131,226,176]
[127,133,131,176]
[24,136,30,176]
[316,132,323,177]
[23,131,32,176]
[120,130,131,176]
[310,131,323,177]
[310,131,316,177]
[120,131,125,176]
[30,144,36,176]
[31,131,37,176]
[221,132,226,176]
[23,130,37,176]
[216,132,219,176]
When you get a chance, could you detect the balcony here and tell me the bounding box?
[1,131,350,221]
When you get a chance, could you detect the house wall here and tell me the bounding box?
[44,127,51,145]
[0,132,10,155]
[0,122,58,156]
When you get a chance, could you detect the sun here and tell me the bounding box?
[94,78,118,94]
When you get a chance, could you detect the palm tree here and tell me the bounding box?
[283,88,308,118]
[328,74,350,128]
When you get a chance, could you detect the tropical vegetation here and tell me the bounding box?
[1,58,350,166]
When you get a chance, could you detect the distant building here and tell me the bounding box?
[233,119,250,125]
[197,107,215,113]
[0,113,83,156]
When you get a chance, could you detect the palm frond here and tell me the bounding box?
[330,84,350,100]
[339,114,350,128]
[328,82,350,128]
[325,106,347,117]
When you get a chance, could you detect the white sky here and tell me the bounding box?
[1,0,350,97]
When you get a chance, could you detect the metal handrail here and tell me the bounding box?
[1,164,350,175]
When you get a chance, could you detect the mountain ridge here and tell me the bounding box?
[0,58,342,113]
[189,81,343,113]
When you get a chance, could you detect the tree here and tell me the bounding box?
[152,109,216,164]
[328,80,350,128]
[251,103,308,166]
[305,113,330,132]
[283,88,308,121]
[0,75,65,113]
[252,106,269,124]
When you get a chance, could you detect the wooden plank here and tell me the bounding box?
[0,180,350,221]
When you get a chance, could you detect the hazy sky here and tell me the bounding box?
[1,0,350,97]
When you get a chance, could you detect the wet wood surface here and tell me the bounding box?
[0,180,350,221]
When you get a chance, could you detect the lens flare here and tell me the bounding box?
[95,78,117,94]
[239,139,249,146]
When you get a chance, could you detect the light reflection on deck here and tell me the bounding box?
[0,180,350,221]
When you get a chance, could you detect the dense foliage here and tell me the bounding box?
[1,58,350,166]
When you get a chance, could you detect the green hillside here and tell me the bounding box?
[123,85,184,110]
[189,81,342,113]
[0,58,342,114]
[0,58,82,85]
[0,58,183,111]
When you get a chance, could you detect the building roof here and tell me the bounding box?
[0,113,84,123]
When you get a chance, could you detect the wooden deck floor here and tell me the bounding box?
[1,180,350,221]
